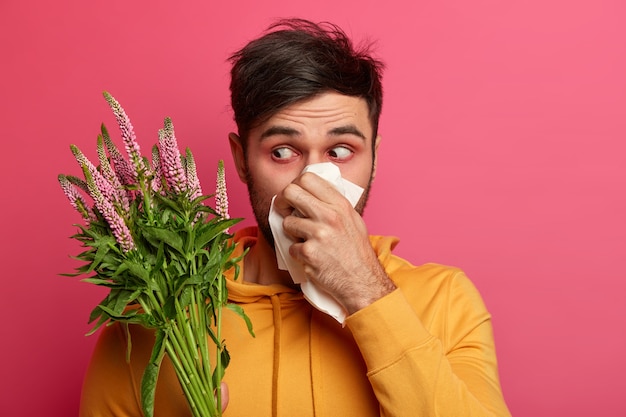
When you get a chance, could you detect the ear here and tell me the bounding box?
[372,134,382,180]
[228,132,248,183]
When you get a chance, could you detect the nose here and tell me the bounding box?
[303,151,326,167]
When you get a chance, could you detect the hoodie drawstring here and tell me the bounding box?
[270,294,319,417]
[270,294,282,417]
[309,309,320,417]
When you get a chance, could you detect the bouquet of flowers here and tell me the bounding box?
[59,92,253,417]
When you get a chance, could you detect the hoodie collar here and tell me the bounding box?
[225,227,303,304]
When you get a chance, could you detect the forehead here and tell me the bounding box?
[254,92,373,138]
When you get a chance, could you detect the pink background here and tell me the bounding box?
[1,1,625,416]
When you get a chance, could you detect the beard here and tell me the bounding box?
[244,164,374,249]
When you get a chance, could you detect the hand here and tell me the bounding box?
[273,172,396,314]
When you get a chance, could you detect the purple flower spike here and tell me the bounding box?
[216,160,229,222]
[82,166,135,252]
[58,174,93,223]
[101,124,136,187]
[151,144,164,194]
[65,175,89,193]
[185,148,202,200]
[103,92,146,178]
[97,135,130,213]
[158,117,187,194]
[70,145,118,208]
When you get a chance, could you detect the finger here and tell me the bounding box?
[273,182,321,219]
[281,180,345,220]
[282,213,316,241]
[273,172,349,222]
[296,172,343,205]
[220,382,229,412]
[272,185,300,218]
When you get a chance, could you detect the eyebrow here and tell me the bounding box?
[259,124,367,141]
[260,126,300,140]
[328,125,366,140]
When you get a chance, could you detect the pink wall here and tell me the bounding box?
[1,1,624,416]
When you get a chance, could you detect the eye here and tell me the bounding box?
[327,146,353,161]
[271,147,298,162]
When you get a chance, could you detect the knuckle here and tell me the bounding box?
[283,182,299,198]
[299,241,317,262]
[326,208,345,228]
[300,172,317,185]
[311,226,329,241]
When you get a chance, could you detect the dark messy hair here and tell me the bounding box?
[228,18,384,152]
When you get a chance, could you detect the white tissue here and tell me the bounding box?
[268,162,364,324]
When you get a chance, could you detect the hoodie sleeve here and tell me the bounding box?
[344,269,511,417]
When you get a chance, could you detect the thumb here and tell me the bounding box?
[220,381,230,413]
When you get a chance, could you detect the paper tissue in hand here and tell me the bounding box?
[268,162,364,324]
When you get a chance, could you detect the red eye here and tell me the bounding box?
[271,147,298,161]
[328,146,353,161]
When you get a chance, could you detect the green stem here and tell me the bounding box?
[138,175,154,224]
[140,290,219,416]
[175,298,199,363]
[185,223,215,409]
[189,289,213,391]
[195,289,213,396]
[164,338,213,417]
[167,323,217,416]
[215,275,224,413]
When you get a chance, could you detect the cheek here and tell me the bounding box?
[339,157,374,189]
[248,161,297,197]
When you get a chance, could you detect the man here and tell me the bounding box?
[80,19,511,416]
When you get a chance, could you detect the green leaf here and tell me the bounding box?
[111,289,135,315]
[190,194,212,206]
[225,303,255,337]
[85,315,108,336]
[221,345,231,369]
[154,241,165,272]
[88,298,107,324]
[206,323,219,346]
[81,277,117,287]
[98,304,138,321]
[212,345,230,388]
[163,296,176,321]
[123,260,151,283]
[194,219,240,251]
[179,286,193,309]
[85,238,114,272]
[142,226,184,254]
[141,329,166,417]
[185,270,218,287]
[152,193,185,217]
[110,261,130,279]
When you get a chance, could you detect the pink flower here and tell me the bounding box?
[151,144,164,194]
[158,118,187,194]
[58,174,93,223]
[101,124,136,187]
[215,160,229,221]
[70,145,118,208]
[82,165,135,252]
[185,148,202,200]
[103,92,146,178]
[97,135,130,213]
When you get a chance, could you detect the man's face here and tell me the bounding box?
[230,92,380,246]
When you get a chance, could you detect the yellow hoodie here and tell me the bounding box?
[80,227,511,417]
